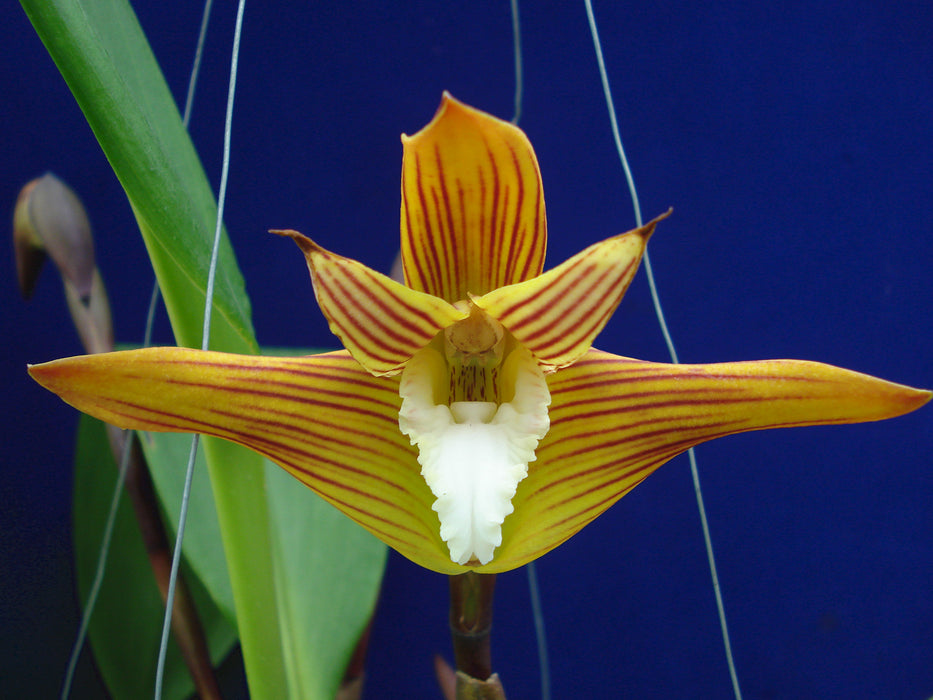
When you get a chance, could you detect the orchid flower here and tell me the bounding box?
[29,93,929,575]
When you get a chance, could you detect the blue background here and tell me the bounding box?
[3,2,931,698]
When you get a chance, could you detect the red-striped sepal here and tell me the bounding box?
[485,350,931,571]
[473,212,667,372]
[28,347,929,574]
[400,93,547,303]
[29,347,468,573]
[274,231,467,376]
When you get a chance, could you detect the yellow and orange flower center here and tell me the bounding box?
[444,301,507,403]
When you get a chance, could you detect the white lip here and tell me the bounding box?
[399,344,550,565]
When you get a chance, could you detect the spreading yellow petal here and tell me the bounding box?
[274,230,467,376]
[400,93,547,302]
[473,212,667,371]
[480,350,931,572]
[27,346,930,575]
[29,348,462,573]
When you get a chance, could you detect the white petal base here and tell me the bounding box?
[399,345,550,565]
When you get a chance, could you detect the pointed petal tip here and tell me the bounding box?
[271,229,333,279]
[401,91,521,148]
[797,364,931,423]
[28,353,118,418]
[901,385,932,412]
[28,357,59,382]
[434,91,471,120]
[26,361,57,392]
[638,208,673,242]
[270,228,316,253]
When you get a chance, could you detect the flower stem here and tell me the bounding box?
[117,429,220,699]
[448,572,496,680]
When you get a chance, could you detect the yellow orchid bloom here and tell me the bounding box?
[29,93,929,575]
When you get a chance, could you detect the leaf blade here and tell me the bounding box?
[73,415,237,699]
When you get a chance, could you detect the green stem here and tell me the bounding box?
[204,438,287,697]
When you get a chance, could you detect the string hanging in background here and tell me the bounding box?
[583,2,743,698]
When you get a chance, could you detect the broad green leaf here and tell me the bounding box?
[73,415,236,699]
[19,0,286,693]
[23,0,389,695]
[266,461,387,698]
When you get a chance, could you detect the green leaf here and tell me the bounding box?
[18,0,286,693]
[22,0,389,695]
[73,415,237,700]
[20,0,255,353]
[266,461,387,698]
[137,431,235,622]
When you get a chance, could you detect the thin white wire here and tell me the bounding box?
[509,0,523,127]
[181,0,215,129]
[582,2,742,698]
[59,4,216,698]
[154,0,246,696]
[507,3,552,698]
[525,561,551,700]
[59,433,134,699]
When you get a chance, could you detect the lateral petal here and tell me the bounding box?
[473,213,667,371]
[273,230,467,376]
[482,350,930,572]
[29,347,463,573]
[400,93,547,303]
